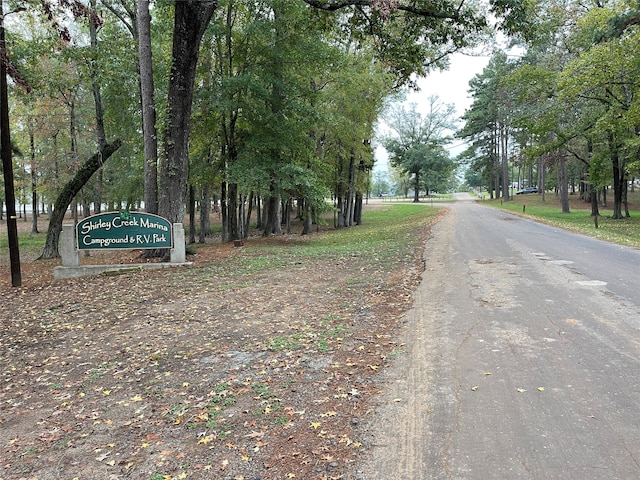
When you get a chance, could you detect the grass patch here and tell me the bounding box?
[266,334,303,351]
[247,204,440,263]
[174,204,440,287]
[0,230,47,256]
[378,193,455,203]
[486,193,640,249]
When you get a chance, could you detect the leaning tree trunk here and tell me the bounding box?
[158,0,217,225]
[244,191,254,239]
[38,140,122,259]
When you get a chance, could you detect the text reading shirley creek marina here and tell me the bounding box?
[80,216,169,234]
[77,213,173,249]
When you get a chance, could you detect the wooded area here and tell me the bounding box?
[458,1,640,219]
[5,0,640,264]
[0,0,529,265]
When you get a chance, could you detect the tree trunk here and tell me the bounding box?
[220,180,228,241]
[137,0,159,214]
[244,191,254,239]
[413,171,420,202]
[198,185,210,243]
[225,182,239,241]
[38,140,122,259]
[559,152,570,213]
[263,180,282,236]
[238,193,246,239]
[590,185,599,217]
[354,192,363,225]
[90,0,107,213]
[188,184,196,243]
[335,154,345,228]
[158,1,217,225]
[284,197,291,234]
[302,199,312,235]
[29,122,38,234]
[623,177,630,217]
[333,195,345,228]
[493,124,500,199]
[540,157,546,202]
[610,136,624,219]
[255,194,262,230]
[345,149,356,225]
[0,6,21,286]
[501,123,510,201]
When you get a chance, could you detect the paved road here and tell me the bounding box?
[357,194,640,479]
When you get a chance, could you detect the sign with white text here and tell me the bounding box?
[76,212,173,250]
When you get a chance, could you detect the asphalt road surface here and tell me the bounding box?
[356,194,640,479]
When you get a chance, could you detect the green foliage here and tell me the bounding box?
[6,0,537,231]
[382,97,456,197]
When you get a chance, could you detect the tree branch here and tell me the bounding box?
[301,0,463,20]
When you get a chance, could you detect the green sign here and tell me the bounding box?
[76,212,173,250]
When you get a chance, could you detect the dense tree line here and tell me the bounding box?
[0,0,531,257]
[459,0,640,219]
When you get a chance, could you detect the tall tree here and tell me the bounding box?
[137,0,159,214]
[383,97,456,202]
[157,1,216,225]
[459,52,518,199]
[557,5,640,218]
[1,0,22,286]
[155,0,533,227]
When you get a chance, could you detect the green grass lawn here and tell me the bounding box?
[194,203,442,278]
[485,191,640,249]
[1,204,442,268]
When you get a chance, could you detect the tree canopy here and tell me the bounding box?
[2,0,538,260]
[458,0,640,216]
[383,97,456,201]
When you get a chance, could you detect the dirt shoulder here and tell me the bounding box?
[350,206,456,479]
[0,210,441,480]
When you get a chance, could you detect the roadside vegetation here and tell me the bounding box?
[485,190,640,249]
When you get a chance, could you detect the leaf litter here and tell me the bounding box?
[0,216,433,480]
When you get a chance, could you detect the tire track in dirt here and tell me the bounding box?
[352,207,457,479]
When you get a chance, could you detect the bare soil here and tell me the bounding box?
[0,209,436,480]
